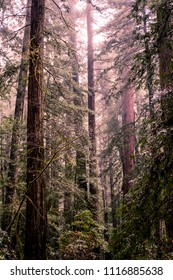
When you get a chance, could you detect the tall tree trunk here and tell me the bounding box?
[122,80,135,195]
[142,1,154,118]
[86,1,98,217]
[24,0,47,260]
[157,1,173,243]
[68,0,88,212]
[1,0,31,233]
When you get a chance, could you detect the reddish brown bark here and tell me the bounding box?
[142,2,154,118]
[87,2,96,157]
[1,0,31,233]
[157,1,173,242]
[24,0,46,260]
[122,83,135,195]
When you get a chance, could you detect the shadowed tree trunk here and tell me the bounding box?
[24,0,47,260]
[86,0,98,217]
[157,1,173,244]
[63,0,87,222]
[1,0,31,233]
[68,0,88,212]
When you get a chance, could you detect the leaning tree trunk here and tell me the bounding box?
[86,1,98,218]
[24,0,47,260]
[1,0,31,233]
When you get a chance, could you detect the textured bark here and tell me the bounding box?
[24,0,47,260]
[1,0,31,232]
[86,1,98,216]
[69,0,87,194]
[157,1,173,242]
[109,158,116,227]
[63,151,74,225]
[87,2,96,158]
[122,82,135,195]
[158,2,173,93]
[142,1,154,118]
[62,1,89,221]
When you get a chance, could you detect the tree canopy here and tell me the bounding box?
[0,0,173,260]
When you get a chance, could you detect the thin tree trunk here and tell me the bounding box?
[109,158,117,227]
[24,0,47,260]
[64,150,74,224]
[1,0,31,232]
[122,80,135,195]
[86,1,98,217]
[142,1,154,118]
[68,1,88,209]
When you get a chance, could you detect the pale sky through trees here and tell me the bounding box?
[0,0,173,261]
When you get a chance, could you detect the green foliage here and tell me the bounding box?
[107,0,173,260]
[1,0,172,261]
[0,62,19,98]
[109,110,173,259]
[0,229,16,259]
[59,210,107,259]
[46,209,61,260]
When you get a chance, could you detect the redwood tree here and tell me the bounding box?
[69,0,87,208]
[157,0,173,243]
[24,0,47,260]
[122,76,135,195]
[1,0,31,233]
[86,1,98,217]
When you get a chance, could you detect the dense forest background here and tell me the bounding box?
[0,0,173,260]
